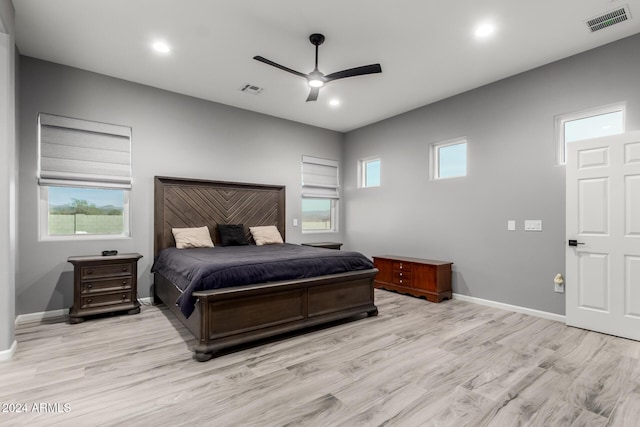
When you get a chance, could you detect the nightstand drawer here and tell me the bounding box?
[81,277,132,294]
[81,263,134,279]
[81,292,134,309]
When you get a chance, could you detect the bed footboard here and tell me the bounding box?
[155,269,378,361]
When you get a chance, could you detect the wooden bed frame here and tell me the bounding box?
[153,176,378,361]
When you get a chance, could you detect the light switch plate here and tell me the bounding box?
[507,220,516,231]
[524,220,542,231]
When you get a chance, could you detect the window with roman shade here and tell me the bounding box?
[301,155,339,232]
[38,113,132,189]
[301,155,339,199]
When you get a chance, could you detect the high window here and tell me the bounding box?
[301,155,338,232]
[359,157,381,188]
[38,113,132,240]
[431,137,467,180]
[555,103,624,164]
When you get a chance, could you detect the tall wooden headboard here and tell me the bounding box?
[154,176,286,255]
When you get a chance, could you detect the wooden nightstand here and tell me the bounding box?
[301,242,343,250]
[67,253,143,324]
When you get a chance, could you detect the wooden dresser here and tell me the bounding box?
[373,255,453,302]
[68,253,143,323]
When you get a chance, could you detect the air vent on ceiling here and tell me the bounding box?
[586,5,631,32]
[240,83,263,95]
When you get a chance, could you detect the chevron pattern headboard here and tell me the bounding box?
[154,176,286,254]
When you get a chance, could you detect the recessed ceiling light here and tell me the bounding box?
[474,24,495,38]
[329,99,341,107]
[152,41,171,54]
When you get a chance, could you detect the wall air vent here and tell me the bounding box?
[240,83,263,95]
[586,5,631,32]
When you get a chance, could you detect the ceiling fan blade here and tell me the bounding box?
[253,56,307,78]
[325,64,382,82]
[306,87,320,102]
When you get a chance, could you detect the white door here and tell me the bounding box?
[566,131,640,340]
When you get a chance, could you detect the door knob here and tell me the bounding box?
[568,240,585,247]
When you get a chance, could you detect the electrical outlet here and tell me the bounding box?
[524,220,542,231]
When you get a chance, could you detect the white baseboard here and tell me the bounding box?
[15,297,154,326]
[0,340,17,362]
[15,308,68,325]
[453,293,566,323]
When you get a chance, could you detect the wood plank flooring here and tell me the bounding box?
[2,289,640,426]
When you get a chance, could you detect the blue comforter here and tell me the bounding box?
[151,243,374,317]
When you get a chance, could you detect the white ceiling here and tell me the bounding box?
[12,0,640,132]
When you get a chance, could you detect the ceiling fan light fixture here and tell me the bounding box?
[307,70,325,87]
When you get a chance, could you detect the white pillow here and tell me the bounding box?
[249,225,284,246]
[172,226,214,249]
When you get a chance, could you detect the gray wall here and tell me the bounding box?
[0,0,16,356]
[17,57,344,316]
[343,33,640,315]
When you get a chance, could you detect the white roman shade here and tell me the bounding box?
[38,113,132,189]
[301,155,339,199]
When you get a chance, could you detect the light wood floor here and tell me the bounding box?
[2,290,640,426]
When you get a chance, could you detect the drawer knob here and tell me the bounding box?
[400,279,403,284]
[400,264,403,269]
[122,280,127,285]
[122,267,128,272]
[87,283,93,289]
[87,269,93,275]
[400,272,403,277]
[87,298,92,303]
[122,294,127,299]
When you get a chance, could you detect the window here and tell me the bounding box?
[38,113,132,240]
[301,155,338,232]
[431,137,467,180]
[556,103,624,164]
[359,157,381,188]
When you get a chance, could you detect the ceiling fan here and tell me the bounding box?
[254,33,382,102]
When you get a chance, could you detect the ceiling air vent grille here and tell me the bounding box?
[586,5,631,32]
[240,83,263,95]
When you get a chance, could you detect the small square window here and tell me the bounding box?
[432,138,467,180]
[360,157,381,188]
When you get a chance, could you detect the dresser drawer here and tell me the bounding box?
[393,270,412,281]
[392,275,412,286]
[81,277,132,294]
[81,292,134,309]
[393,261,412,272]
[81,263,134,279]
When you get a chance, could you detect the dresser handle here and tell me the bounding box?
[87,298,92,303]
[399,264,403,269]
[400,279,403,284]
[122,280,127,285]
[87,283,93,289]
[87,269,93,275]
[122,294,127,299]
[399,272,403,277]
[122,267,128,272]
